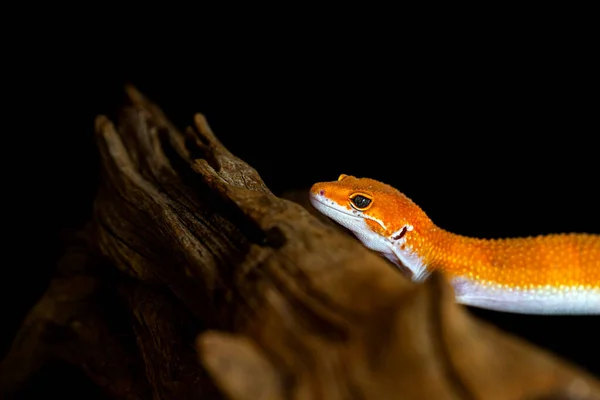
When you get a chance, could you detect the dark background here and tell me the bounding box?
[4,15,599,395]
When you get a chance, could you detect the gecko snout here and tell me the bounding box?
[309,182,326,197]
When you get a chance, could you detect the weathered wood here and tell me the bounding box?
[2,85,599,399]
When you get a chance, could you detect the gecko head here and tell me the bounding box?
[309,174,429,243]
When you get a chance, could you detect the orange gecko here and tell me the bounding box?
[309,174,600,315]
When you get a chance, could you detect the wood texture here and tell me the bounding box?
[2,86,599,400]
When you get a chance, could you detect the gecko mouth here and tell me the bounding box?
[309,195,362,220]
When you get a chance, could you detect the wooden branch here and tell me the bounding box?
[2,85,600,400]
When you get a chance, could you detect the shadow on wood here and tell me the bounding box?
[1,86,599,400]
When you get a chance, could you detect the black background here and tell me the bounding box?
[3,12,599,395]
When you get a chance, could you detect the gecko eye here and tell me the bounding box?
[349,194,372,210]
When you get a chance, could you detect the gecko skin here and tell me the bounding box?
[309,174,600,315]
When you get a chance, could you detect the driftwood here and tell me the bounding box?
[2,85,600,400]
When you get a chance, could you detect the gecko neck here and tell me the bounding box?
[421,227,600,314]
[428,228,599,288]
[425,228,498,279]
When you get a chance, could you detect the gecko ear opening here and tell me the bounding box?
[338,174,348,181]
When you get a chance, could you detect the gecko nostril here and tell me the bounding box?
[319,189,325,196]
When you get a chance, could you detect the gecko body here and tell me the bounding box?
[309,174,600,315]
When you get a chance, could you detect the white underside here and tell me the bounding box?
[450,276,600,315]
